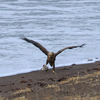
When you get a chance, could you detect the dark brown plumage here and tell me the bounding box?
[22,37,85,72]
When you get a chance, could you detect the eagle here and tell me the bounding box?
[22,37,85,73]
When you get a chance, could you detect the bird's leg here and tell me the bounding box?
[46,60,48,65]
[52,63,55,73]
[43,60,48,69]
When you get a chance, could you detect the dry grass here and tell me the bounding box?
[1,71,100,100]
[14,97,28,100]
[60,71,100,85]
[42,71,100,100]
[62,95,100,100]
[13,88,31,95]
[46,84,60,92]
[0,97,4,100]
[1,95,100,100]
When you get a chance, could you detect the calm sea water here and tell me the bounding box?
[0,0,100,77]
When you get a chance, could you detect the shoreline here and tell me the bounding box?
[0,59,100,78]
[0,61,100,100]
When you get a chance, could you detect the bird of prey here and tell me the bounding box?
[22,37,85,73]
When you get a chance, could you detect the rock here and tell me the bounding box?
[88,59,93,61]
[41,65,48,71]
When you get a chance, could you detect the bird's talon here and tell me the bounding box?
[52,70,55,73]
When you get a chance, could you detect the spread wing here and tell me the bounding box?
[55,44,85,56]
[22,37,49,55]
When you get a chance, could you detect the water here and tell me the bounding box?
[0,0,100,77]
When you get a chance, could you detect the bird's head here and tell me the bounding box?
[48,52,55,58]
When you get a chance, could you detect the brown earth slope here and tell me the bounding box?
[0,61,100,100]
